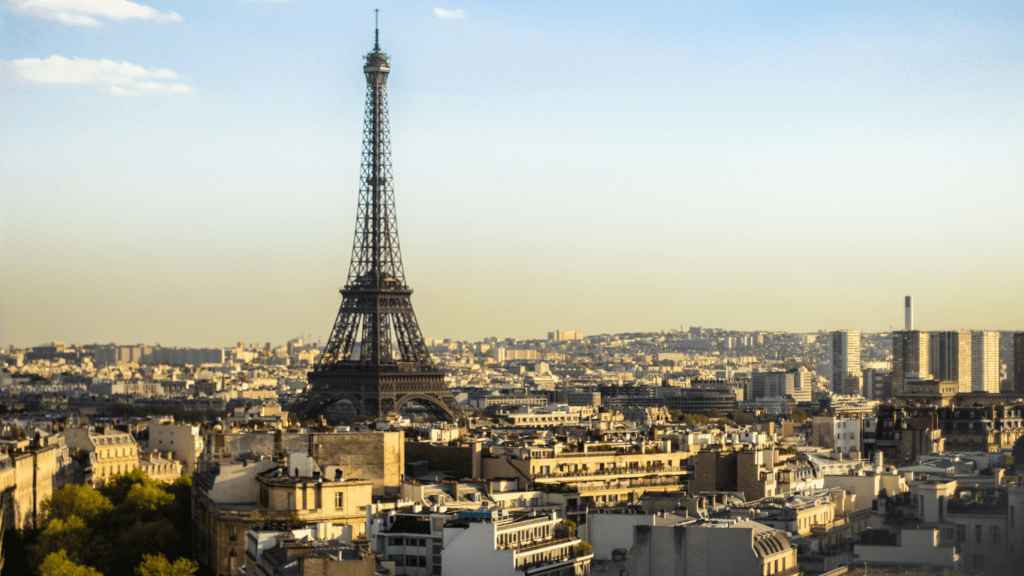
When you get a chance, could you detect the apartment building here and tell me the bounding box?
[441,508,592,576]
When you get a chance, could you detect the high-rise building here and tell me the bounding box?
[929,331,972,393]
[1014,332,1024,394]
[829,330,861,394]
[970,330,1000,393]
[297,24,462,422]
[892,330,929,395]
[862,368,893,400]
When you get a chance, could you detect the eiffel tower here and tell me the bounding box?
[298,21,463,423]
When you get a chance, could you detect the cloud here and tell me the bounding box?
[3,55,193,96]
[6,0,183,27]
[433,7,466,20]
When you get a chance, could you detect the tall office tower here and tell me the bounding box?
[892,330,929,395]
[862,368,893,400]
[929,331,972,392]
[297,25,462,422]
[970,330,1000,393]
[905,296,913,330]
[1014,333,1024,394]
[829,330,861,394]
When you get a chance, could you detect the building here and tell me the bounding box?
[929,331,972,392]
[440,508,592,576]
[627,519,800,576]
[810,416,862,455]
[203,430,404,498]
[971,330,1000,393]
[548,331,584,342]
[138,450,183,483]
[893,330,930,395]
[65,427,140,486]
[691,444,779,501]
[147,421,204,474]
[829,330,861,394]
[1014,332,1024,394]
[246,523,384,576]
[193,451,374,576]
[862,369,892,401]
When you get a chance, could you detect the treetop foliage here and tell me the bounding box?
[38,550,103,576]
[28,470,194,576]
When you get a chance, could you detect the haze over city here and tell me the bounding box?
[2,1,1022,348]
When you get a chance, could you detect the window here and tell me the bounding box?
[334,492,344,509]
[990,526,1000,544]
[976,525,982,544]
[956,524,965,542]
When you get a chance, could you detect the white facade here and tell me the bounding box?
[971,331,1000,393]
[830,330,861,394]
[147,422,204,474]
[441,510,591,576]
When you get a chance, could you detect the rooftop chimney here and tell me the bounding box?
[904,296,913,331]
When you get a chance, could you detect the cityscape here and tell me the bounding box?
[3,3,1023,576]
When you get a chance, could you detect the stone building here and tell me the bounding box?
[440,508,592,576]
[627,518,800,576]
[691,444,780,501]
[193,451,373,576]
[203,430,403,497]
[65,426,140,486]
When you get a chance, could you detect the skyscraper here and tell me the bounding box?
[892,330,929,395]
[829,330,861,394]
[1014,332,1024,394]
[929,330,972,393]
[970,330,1000,393]
[297,23,462,422]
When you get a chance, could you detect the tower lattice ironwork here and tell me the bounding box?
[298,24,463,423]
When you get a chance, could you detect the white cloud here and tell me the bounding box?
[3,55,193,96]
[6,0,182,27]
[433,7,466,20]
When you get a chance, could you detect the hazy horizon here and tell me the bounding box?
[3,2,1022,349]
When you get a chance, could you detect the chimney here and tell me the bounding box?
[905,296,913,331]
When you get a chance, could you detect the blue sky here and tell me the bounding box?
[2,1,1022,347]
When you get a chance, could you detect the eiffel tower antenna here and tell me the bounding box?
[296,20,463,424]
[374,9,380,50]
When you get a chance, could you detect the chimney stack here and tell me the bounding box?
[904,296,913,331]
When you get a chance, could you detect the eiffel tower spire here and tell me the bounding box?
[298,20,463,423]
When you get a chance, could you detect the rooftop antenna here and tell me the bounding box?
[374,9,380,50]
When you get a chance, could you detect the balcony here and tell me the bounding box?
[533,465,689,483]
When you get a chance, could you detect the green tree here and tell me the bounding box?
[43,484,114,522]
[38,550,102,576]
[561,519,577,537]
[123,482,175,514]
[29,515,92,567]
[135,553,199,576]
[791,409,809,423]
[101,468,160,505]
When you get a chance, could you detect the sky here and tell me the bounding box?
[2,1,1023,348]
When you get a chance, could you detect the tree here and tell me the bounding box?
[135,553,198,576]
[43,484,113,522]
[101,468,160,505]
[123,482,175,514]
[29,515,92,567]
[791,409,808,423]
[38,550,102,576]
